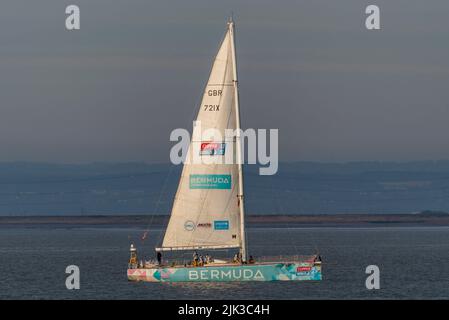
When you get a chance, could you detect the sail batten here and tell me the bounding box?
[160,23,243,251]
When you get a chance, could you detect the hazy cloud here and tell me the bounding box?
[0,0,448,163]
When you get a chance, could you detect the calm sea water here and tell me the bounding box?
[1,225,448,299]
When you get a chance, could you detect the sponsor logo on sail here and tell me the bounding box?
[184,220,195,231]
[214,220,229,230]
[189,174,231,189]
[200,142,226,156]
[197,222,212,228]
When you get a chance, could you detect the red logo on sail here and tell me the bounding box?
[200,142,226,155]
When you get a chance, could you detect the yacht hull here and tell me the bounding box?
[127,261,322,282]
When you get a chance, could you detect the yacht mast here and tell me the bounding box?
[228,18,247,263]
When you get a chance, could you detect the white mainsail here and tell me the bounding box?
[157,21,246,256]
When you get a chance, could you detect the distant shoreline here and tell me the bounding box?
[1,213,449,228]
[3,161,449,216]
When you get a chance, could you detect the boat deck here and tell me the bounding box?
[137,256,320,269]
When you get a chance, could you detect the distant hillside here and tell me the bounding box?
[1,161,449,216]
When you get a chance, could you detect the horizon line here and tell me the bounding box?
[2,159,449,166]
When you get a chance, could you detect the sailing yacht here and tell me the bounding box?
[127,19,322,282]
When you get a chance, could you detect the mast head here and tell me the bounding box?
[227,13,235,27]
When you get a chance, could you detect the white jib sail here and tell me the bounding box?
[158,24,242,251]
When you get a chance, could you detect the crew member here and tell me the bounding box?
[193,251,199,266]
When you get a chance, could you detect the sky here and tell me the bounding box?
[0,0,448,163]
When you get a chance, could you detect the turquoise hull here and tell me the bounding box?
[127,262,322,282]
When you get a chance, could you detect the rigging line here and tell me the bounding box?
[140,164,175,246]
